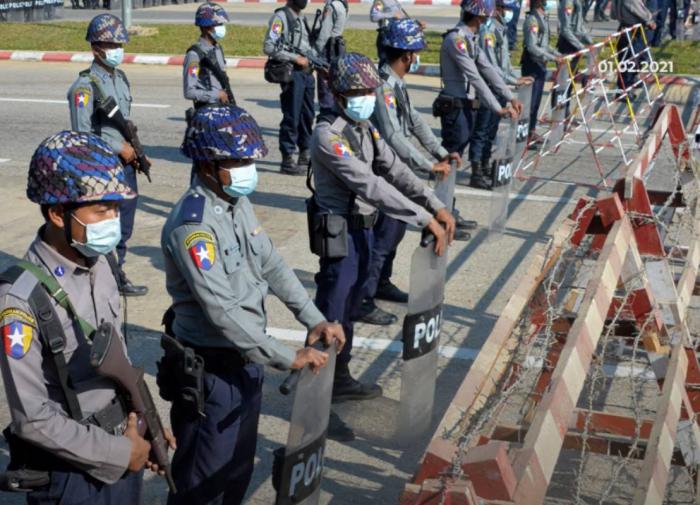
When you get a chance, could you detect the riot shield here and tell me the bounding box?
[274,341,337,505]
[395,165,456,444]
[547,66,570,150]
[513,83,532,164]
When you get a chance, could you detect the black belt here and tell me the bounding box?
[177,338,250,374]
[81,396,128,436]
[348,212,378,230]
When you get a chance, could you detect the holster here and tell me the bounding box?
[264,59,295,84]
[157,332,206,418]
[306,197,349,259]
[432,93,479,117]
[0,427,59,492]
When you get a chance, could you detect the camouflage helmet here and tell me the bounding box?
[27,131,135,205]
[181,104,268,161]
[379,19,427,51]
[497,0,518,8]
[195,3,229,27]
[330,53,383,94]
[460,0,496,16]
[86,14,129,44]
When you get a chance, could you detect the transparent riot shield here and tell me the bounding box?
[274,341,337,505]
[513,83,533,164]
[396,166,456,445]
[548,66,570,149]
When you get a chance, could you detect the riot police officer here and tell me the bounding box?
[469,0,533,186]
[360,19,468,326]
[558,0,592,117]
[0,131,169,505]
[263,0,318,176]
[67,14,148,297]
[160,104,344,505]
[184,3,235,112]
[436,0,521,188]
[611,0,656,96]
[313,0,349,116]
[522,0,562,147]
[310,52,456,405]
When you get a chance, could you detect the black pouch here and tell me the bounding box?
[306,198,348,259]
[0,427,53,492]
[264,59,294,84]
[185,107,195,125]
[157,334,206,418]
[432,93,459,117]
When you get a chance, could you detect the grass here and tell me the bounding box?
[0,21,699,75]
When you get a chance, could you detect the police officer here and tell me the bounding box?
[437,0,521,188]
[522,0,562,147]
[370,0,426,61]
[310,52,456,404]
[184,4,234,110]
[0,131,171,505]
[611,0,656,96]
[67,14,148,297]
[263,0,318,176]
[558,0,592,117]
[161,104,344,505]
[469,0,533,187]
[314,0,349,116]
[359,19,468,326]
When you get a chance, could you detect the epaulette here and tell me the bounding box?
[182,192,206,224]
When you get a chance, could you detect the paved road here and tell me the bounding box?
[0,60,595,504]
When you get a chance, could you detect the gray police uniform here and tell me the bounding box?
[311,114,443,367]
[183,36,227,106]
[314,0,349,112]
[0,232,141,502]
[161,176,325,505]
[611,0,653,89]
[439,22,514,155]
[263,7,317,158]
[67,62,139,268]
[558,0,593,51]
[370,0,407,25]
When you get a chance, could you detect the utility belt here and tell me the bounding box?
[306,195,377,259]
[432,92,480,117]
[0,397,128,492]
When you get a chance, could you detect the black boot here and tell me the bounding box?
[469,161,491,190]
[354,299,397,325]
[452,208,477,230]
[118,268,148,297]
[375,279,408,303]
[296,149,311,171]
[332,362,382,403]
[281,154,304,176]
[327,411,355,442]
[454,228,472,241]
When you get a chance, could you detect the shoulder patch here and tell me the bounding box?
[185,231,216,271]
[369,126,382,142]
[2,320,33,359]
[73,87,91,109]
[371,0,383,13]
[564,1,574,15]
[529,19,539,33]
[329,134,354,158]
[0,307,36,327]
[484,33,495,47]
[270,18,284,40]
[455,36,468,54]
[182,193,206,224]
[187,63,200,78]
[384,91,397,110]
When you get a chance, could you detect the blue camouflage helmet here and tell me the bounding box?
[497,0,518,8]
[461,0,496,16]
[27,131,135,205]
[379,19,427,51]
[195,3,230,27]
[181,105,268,161]
[85,14,129,44]
[330,52,383,94]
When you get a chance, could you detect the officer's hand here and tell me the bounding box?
[218,90,230,104]
[393,11,403,18]
[120,142,137,165]
[648,20,657,30]
[510,98,524,117]
[517,76,534,86]
[145,429,177,475]
[308,321,346,353]
[418,19,427,29]
[296,56,310,69]
[446,152,462,168]
[434,207,456,244]
[426,218,448,257]
[432,159,450,178]
[125,413,151,472]
[292,347,329,373]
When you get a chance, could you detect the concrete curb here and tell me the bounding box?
[0,49,445,75]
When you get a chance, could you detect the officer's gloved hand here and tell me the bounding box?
[308,321,345,353]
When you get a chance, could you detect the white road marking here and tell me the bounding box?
[268,327,655,378]
[454,187,579,204]
[0,159,10,164]
[0,97,170,109]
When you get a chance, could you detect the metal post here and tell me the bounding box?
[121,0,131,29]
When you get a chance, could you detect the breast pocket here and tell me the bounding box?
[249,230,273,260]
[222,243,244,274]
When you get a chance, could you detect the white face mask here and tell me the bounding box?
[544,0,557,11]
[503,9,514,23]
[409,54,421,73]
[212,25,227,40]
[71,214,122,257]
[344,95,376,122]
[102,47,124,68]
[222,163,258,197]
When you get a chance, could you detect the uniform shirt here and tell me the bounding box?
[523,10,561,66]
[440,22,514,112]
[183,36,227,104]
[263,7,316,63]
[558,0,593,50]
[314,0,348,55]
[310,113,443,227]
[370,0,406,25]
[67,61,132,154]
[0,232,131,484]
[161,177,324,370]
[479,18,519,86]
[372,62,449,172]
[611,0,654,25]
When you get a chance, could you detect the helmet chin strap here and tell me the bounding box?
[63,207,91,261]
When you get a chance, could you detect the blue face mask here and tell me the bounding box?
[102,47,124,68]
[503,9,514,23]
[222,163,258,198]
[484,18,493,29]
[544,0,557,11]
[212,25,227,41]
[344,95,376,122]
[71,215,122,257]
[409,54,421,73]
